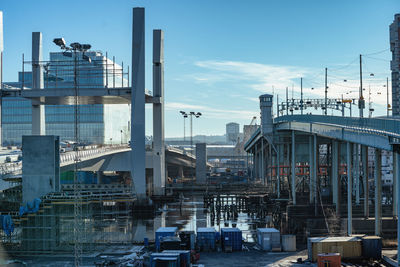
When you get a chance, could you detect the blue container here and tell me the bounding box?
[362,236,382,260]
[144,237,149,247]
[197,227,216,251]
[221,228,242,252]
[155,227,178,252]
[150,252,180,267]
[162,250,190,267]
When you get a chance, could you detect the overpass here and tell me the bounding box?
[244,94,400,263]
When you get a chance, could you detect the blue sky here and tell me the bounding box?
[0,0,398,137]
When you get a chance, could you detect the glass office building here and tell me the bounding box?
[2,51,130,145]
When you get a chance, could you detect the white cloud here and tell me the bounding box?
[192,60,310,94]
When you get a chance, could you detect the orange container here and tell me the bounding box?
[317,253,341,267]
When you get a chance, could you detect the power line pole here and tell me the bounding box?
[324,68,328,115]
[359,54,365,118]
[387,77,389,117]
[300,77,303,115]
[286,87,289,115]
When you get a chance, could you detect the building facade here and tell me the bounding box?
[2,51,130,145]
[226,122,240,144]
[390,14,400,116]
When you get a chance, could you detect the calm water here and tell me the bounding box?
[132,194,271,243]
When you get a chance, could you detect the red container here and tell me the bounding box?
[317,253,341,267]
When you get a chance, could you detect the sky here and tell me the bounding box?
[0,0,398,137]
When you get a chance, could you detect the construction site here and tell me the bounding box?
[0,3,400,267]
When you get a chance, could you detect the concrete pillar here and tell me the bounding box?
[393,152,398,217]
[195,143,207,184]
[0,11,3,146]
[152,29,165,195]
[291,131,296,205]
[313,135,317,204]
[374,148,382,236]
[347,142,352,236]
[355,144,360,205]
[31,32,45,135]
[277,143,280,198]
[309,135,314,203]
[261,138,265,184]
[395,152,400,265]
[332,141,338,205]
[131,8,146,199]
[362,145,369,218]
[178,165,184,178]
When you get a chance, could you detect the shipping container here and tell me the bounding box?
[281,234,296,252]
[256,228,280,251]
[361,236,382,260]
[162,250,191,267]
[221,228,242,252]
[179,231,195,250]
[197,227,216,251]
[308,236,362,262]
[317,253,341,267]
[150,252,180,267]
[155,227,178,252]
[160,236,181,251]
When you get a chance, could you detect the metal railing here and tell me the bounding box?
[275,115,400,139]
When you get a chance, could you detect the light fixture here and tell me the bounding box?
[53,38,66,48]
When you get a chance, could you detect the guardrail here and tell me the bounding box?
[60,144,130,165]
[275,115,400,139]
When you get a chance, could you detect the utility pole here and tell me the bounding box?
[387,77,389,117]
[286,87,289,115]
[324,68,328,115]
[359,54,365,118]
[300,77,303,115]
[277,94,279,117]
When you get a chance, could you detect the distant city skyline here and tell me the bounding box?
[0,0,397,137]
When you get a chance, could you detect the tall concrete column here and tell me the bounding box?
[362,145,369,218]
[277,143,280,198]
[0,11,3,146]
[332,141,338,205]
[395,152,400,265]
[291,131,296,205]
[374,148,382,236]
[355,144,360,205]
[31,32,45,135]
[131,8,146,199]
[309,135,314,203]
[152,29,165,195]
[393,152,398,217]
[261,139,265,184]
[196,143,207,184]
[313,135,317,204]
[347,142,352,236]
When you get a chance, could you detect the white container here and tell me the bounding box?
[281,235,296,252]
[257,228,280,251]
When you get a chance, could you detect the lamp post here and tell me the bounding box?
[180,111,202,179]
[53,37,92,267]
[180,111,188,143]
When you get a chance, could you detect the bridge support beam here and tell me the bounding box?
[31,32,45,136]
[291,131,296,205]
[0,11,3,146]
[131,8,146,200]
[152,29,165,195]
[374,148,382,236]
[362,145,369,217]
[309,135,317,204]
[395,152,400,265]
[393,152,398,217]
[354,144,360,205]
[277,143,281,198]
[347,142,352,236]
[332,141,340,214]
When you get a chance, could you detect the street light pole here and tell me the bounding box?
[359,54,365,118]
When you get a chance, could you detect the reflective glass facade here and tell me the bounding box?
[2,51,129,145]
